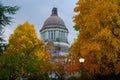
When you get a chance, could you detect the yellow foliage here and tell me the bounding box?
[7,21,50,60]
[71,0,120,77]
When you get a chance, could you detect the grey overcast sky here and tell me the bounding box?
[1,0,78,44]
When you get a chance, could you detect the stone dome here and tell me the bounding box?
[43,15,65,27]
[41,7,67,30]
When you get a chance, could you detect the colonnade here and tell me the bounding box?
[41,29,68,42]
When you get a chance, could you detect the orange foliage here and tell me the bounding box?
[65,62,80,74]
[70,0,120,78]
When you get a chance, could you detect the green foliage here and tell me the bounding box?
[0,1,19,54]
[73,25,80,31]
[0,53,50,80]
[0,2,19,26]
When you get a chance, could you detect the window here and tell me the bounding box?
[51,30,53,39]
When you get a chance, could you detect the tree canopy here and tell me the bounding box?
[71,0,120,79]
[7,22,50,60]
[0,22,50,79]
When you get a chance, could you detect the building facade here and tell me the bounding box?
[40,7,69,57]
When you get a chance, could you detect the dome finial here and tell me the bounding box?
[51,7,58,16]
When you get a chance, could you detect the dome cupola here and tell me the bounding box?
[51,7,58,16]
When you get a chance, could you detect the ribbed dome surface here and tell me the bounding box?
[43,15,65,27]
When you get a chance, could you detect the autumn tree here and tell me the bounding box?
[71,0,120,79]
[7,22,49,59]
[0,22,50,79]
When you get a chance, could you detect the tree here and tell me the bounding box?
[0,2,19,54]
[72,0,120,79]
[7,21,49,59]
[0,22,50,79]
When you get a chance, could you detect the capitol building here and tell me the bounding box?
[40,7,69,57]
